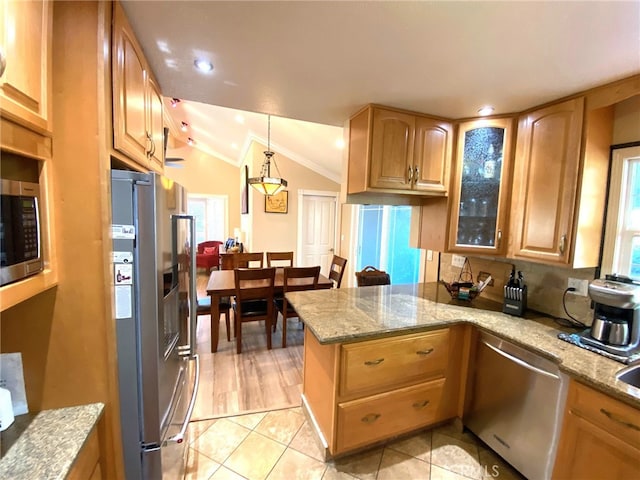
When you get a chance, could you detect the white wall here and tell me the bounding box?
[246,142,341,256]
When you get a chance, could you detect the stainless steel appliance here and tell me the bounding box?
[581,275,640,355]
[111,170,199,479]
[465,331,569,480]
[0,179,43,286]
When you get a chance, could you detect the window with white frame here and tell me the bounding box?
[187,194,228,245]
[602,146,640,279]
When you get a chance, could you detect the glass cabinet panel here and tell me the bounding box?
[450,118,513,253]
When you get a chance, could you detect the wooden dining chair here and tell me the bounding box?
[196,296,232,342]
[266,251,294,267]
[232,267,276,354]
[329,255,348,288]
[233,252,264,269]
[274,266,320,348]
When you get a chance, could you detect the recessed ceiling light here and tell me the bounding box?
[194,59,214,72]
[231,143,239,150]
[187,137,195,146]
[180,121,189,132]
[335,138,345,149]
[235,114,245,124]
[478,106,495,116]
[156,40,171,54]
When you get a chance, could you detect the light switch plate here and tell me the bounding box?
[451,255,466,268]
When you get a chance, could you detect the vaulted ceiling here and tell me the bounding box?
[122,1,640,179]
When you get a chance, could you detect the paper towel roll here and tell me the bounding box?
[0,387,14,431]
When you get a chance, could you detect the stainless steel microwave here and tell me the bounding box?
[0,179,43,286]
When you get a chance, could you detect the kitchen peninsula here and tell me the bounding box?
[287,283,640,472]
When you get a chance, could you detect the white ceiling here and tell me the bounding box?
[122,1,640,180]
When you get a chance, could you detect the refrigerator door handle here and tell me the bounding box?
[165,353,200,445]
[172,214,198,358]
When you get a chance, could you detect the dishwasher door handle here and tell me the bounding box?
[481,339,560,380]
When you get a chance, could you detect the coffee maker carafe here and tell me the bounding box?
[584,274,640,356]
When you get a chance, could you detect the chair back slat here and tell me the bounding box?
[233,252,264,269]
[328,255,348,288]
[283,266,321,293]
[234,267,275,301]
[266,251,294,267]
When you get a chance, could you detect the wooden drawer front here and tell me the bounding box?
[570,381,640,449]
[337,378,446,453]
[340,329,449,397]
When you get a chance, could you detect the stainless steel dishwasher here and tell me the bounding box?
[465,331,569,480]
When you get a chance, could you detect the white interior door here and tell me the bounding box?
[298,191,338,276]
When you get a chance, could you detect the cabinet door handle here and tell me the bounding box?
[0,48,6,78]
[364,358,384,366]
[559,234,567,255]
[416,348,434,356]
[407,166,413,182]
[146,131,153,156]
[600,408,640,432]
[412,400,430,409]
[496,229,502,248]
[361,413,381,424]
[413,166,419,183]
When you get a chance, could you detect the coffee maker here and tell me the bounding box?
[582,274,640,356]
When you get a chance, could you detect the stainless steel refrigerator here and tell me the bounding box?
[111,170,199,479]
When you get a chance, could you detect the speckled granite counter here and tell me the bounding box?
[286,283,640,409]
[0,402,104,479]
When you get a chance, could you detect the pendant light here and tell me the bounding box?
[248,114,287,196]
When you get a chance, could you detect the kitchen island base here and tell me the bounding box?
[302,325,469,457]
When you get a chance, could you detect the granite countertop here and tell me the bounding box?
[0,402,104,479]
[286,283,640,409]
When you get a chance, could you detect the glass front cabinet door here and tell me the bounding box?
[448,118,514,255]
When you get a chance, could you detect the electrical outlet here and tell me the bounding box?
[477,271,494,287]
[451,255,466,268]
[568,278,589,296]
[427,250,433,261]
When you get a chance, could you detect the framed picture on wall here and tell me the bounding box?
[241,165,249,214]
[265,190,288,214]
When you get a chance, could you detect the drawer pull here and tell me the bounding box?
[364,358,385,366]
[416,348,434,356]
[600,408,640,432]
[361,413,381,424]
[412,400,430,409]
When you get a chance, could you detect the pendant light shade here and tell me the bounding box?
[248,115,287,196]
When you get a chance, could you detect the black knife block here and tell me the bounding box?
[503,285,527,317]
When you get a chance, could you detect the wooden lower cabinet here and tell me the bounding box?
[67,427,102,480]
[553,381,640,479]
[339,329,449,398]
[337,378,445,452]
[303,325,467,457]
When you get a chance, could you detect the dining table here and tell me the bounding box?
[205,267,333,352]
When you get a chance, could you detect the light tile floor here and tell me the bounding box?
[185,407,525,480]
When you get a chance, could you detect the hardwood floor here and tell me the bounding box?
[192,272,305,421]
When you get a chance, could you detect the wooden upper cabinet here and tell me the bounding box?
[112,1,163,171]
[413,117,451,192]
[348,105,452,196]
[0,0,52,134]
[147,76,164,171]
[370,108,415,190]
[510,97,612,267]
[447,118,514,256]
